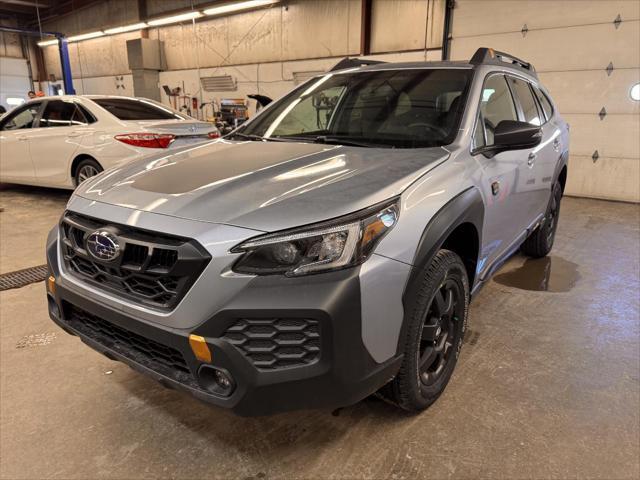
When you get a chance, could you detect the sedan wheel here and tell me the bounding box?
[74,159,103,187]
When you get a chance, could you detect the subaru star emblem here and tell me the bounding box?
[86,230,121,261]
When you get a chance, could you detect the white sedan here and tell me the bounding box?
[0,95,219,189]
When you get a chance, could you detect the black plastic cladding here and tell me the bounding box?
[60,211,211,310]
[222,317,321,370]
[398,188,484,354]
[65,303,197,385]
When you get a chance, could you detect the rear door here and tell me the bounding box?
[471,73,533,277]
[506,76,558,218]
[27,99,94,186]
[0,102,42,182]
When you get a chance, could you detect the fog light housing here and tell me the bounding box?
[198,365,235,396]
[215,370,232,389]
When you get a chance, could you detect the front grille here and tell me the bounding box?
[60,212,210,310]
[223,318,321,370]
[64,304,198,388]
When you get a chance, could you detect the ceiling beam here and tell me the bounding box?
[1,0,50,7]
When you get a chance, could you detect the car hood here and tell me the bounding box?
[75,140,449,232]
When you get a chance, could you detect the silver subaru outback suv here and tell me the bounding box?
[46,48,569,415]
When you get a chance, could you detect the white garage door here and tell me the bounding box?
[0,57,31,112]
[450,0,640,203]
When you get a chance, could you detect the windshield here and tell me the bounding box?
[93,98,186,121]
[237,68,472,148]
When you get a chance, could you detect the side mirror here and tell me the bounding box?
[493,120,542,150]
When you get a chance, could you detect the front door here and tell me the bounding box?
[0,102,42,183]
[506,76,558,219]
[471,73,535,278]
[28,99,90,186]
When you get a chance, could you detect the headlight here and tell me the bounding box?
[231,198,400,276]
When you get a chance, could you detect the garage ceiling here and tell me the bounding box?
[0,0,98,27]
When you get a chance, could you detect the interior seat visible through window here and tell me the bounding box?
[507,77,542,126]
[475,74,518,147]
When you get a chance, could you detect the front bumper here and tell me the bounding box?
[46,236,402,416]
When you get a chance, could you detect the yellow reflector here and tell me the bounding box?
[189,334,212,363]
[47,275,56,293]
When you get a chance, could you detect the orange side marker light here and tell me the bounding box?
[189,334,212,363]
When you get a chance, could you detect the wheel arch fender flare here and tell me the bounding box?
[396,187,484,355]
[553,149,569,194]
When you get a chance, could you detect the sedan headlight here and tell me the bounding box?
[231,198,400,276]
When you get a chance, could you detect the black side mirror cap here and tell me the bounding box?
[494,120,542,149]
[475,120,542,158]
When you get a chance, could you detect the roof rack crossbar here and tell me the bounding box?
[469,47,536,77]
[330,57,386,72]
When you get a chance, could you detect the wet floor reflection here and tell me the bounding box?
[494,256,580,292]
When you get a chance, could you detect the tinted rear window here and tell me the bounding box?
[93,98,182,120]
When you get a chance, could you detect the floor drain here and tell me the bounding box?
[0,265,48,291]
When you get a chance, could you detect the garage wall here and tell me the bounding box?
[0,31,22,58]
[156,49,443,114]
[0,19,31,110]
[371,0,444,53]
[38,1,444,81]
[451,0,640,203]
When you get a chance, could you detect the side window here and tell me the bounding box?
[0,103,41,130]
[71,105,94,125]
[475,74,518,147]
[532,85,553,122]
[508,77,542,126]
[40,100,77,128]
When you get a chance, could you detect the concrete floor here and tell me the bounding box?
[1,184,639,479]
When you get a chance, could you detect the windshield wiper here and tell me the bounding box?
[227,132,289,142]
[313,135,391,148]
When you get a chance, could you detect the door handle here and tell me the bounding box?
[17,136,28,141]
[527,152,537,167]
[67,132,83,138]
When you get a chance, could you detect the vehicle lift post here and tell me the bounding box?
[0,26,76,95]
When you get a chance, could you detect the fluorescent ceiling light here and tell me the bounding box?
[104,22,148,34]
[147,11,203,26]
[37,39,58,47]
[67,31,104,42]
[203,0,279,16]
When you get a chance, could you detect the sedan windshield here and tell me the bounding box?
[236,68,472,148]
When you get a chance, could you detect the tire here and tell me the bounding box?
[521,181,562,258]
[74,158,103,187]
[385,249,469,411]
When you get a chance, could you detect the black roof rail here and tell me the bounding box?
[330,57,386,72]
[469,47,537,77]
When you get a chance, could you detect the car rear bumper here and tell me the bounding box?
[46,239,402,416]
